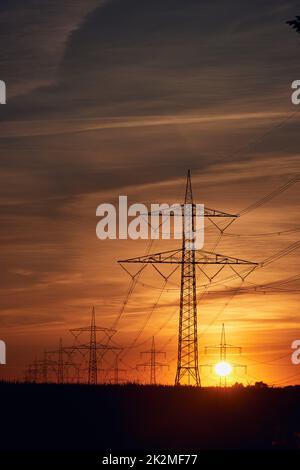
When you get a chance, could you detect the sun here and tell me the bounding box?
[214,361,232,377]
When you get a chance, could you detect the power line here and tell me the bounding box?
[224,227,300,238]
[238,174,299,217]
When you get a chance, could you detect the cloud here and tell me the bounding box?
[0,110,289,138]
[1,0,299,122]
[0,0,104,97]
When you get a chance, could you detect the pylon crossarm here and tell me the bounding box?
[70,326,117,334]
[63,349,75,363]
[47,348,70,357]
[197,264,226,282]
[152,264,179,282]
[210,264,226,281]
[207,216,237,234]
[66,343,119,351]
[119,248,183,264]
[119,249,258,266]
[232,364,247,372]
[194,250,258,265]
[152,264,168,281]
[98,344,121,351]
[204,346,221,353]
[225,345,242,353]
[141,350,166,357]
[155,362,168,368]
[199,364,214,370]
[136,363,149,369]
[79,349,88,358]
[70,331,81,341]
[228,264,257,280]
[204,207,238,218]
[145,205,237,218]
[136,362,168,369]
[119,262,147,280]
[205,345,241,354]
[196,265,213,282]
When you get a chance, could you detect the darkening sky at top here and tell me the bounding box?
[0,0,300,385]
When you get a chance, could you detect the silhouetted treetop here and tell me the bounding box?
[286,16,300,34]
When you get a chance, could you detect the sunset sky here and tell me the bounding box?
[0,0,300,386]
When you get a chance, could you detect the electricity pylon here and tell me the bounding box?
[107,354,127,384]
[119,170,257,386]
[28,348,67,384]
[88,307,97,384]
[63,359,82,383]
[48,338,84,384]
[69,306,121,385]
[24,357,39,383]
[36,350,57,383]
[203,323,247,386]
[41,351,49,383]
[58,338,64,384]
[137,336,167,385]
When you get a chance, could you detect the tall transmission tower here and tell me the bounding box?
[137,336,167,385]
[88,307,97,385]
[119,170,257,386]
[69,306,121,385]
[203,323,247,386]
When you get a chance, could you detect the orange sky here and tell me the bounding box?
[0,0,300,386]
[1,132,300,385]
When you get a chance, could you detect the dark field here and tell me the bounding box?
[0,382,299,452]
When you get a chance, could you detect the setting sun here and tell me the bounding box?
[214,361,233,377]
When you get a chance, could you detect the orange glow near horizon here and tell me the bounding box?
[1,165,300,387]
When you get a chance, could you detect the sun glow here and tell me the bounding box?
[214,361,232,377]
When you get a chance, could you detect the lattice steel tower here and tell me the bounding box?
[107,354,127,384]
[58,338,64,384]
[119,171,257,386]
[68,306,120,385]
[177,171,199,385]
[137,336,167,385]
[204,323,246,387]
[88,306,97,385]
